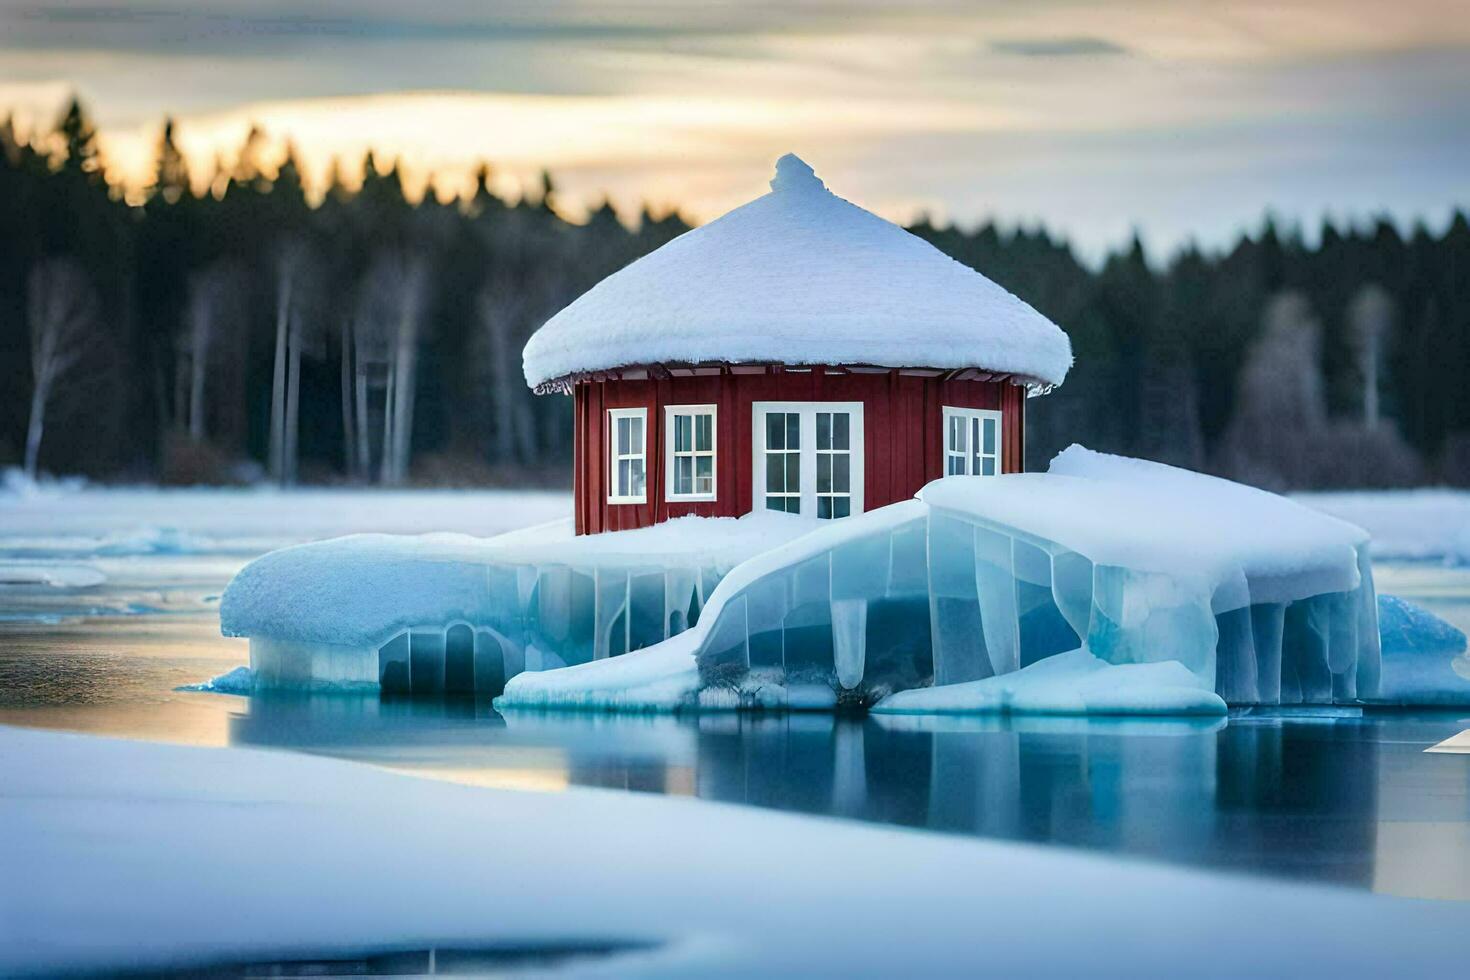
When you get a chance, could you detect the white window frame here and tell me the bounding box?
[751,401,864,519]
[664,403,718,503]
[607,407,648,504]
[942,406,1004,477]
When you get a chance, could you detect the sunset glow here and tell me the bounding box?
[2,0,1467,252]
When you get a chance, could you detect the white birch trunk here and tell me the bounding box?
[268,280,291,481]
[284,326,302,485]
[23,376,48,480]
[340,319,356,479]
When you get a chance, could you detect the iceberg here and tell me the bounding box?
[504,448,1382,714]
[221,513,815,693]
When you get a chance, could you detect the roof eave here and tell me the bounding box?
[531,361,1059,396]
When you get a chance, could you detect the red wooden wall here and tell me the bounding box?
[571,367,1025,534]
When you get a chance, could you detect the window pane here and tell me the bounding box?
[833,497,851,519]
[818,497,832,520]
[833,413,849,450]
[766,412,783,450]
[617,416,630,451]
[982,457,996,476]
[817,453,831,492]
[631,459,646,496]
[696,414,712,452]
[833,453,850,491]
[816,412,830,450]
[947,456,964,476]
[765,495,783,512]
[617,459,630,496]
[766,454,785,493]
[785,452,800,491]
[695,455,713,493]
[631,416,644,452]
[674,414,690,453]
[786,413,799,449]
[983,417,996,455]
[949,416,964,453]
[676,456,693,495]
[971,418,981,459]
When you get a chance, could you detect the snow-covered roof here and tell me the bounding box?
[522,154,1073,391]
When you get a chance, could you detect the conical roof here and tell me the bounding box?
[523,154,1072,391]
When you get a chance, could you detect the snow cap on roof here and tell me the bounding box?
[523,154,1073,391]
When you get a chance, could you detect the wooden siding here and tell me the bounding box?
[572,367,1025,534]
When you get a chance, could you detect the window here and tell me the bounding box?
[607,407,647,503]
[942,406,1003,476]
[752,402,864,518]
[665,404,717,502]
[763,410,802,513]
[815,410,851,519]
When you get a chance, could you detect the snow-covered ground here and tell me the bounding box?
[0,481,571,557]
[1293,489,1470,565]
[1,477,1461,565]
[4,723,1468,978]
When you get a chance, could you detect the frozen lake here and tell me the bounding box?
[2,485,1468,901]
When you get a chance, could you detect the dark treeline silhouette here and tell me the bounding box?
[2,98,1467,489]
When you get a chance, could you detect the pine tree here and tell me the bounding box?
[148,118,191,205]
[53,96,103,185]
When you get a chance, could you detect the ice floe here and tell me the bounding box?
[222,513,815,692]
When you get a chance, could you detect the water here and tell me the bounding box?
[2,490,1468,902]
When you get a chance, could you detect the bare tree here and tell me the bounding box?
[268,238,319,485]
[177,260,246,443]
[24,258,99,478]
[1348,283,1394,431]
[1217,291,1327,487]
[476,266,540,466]
[351,248,431,484]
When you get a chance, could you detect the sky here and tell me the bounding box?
[1,0,1467,259]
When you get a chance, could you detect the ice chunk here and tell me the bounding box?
[176,665,256,695]
[222,513,815,692]
[498,635,703,712]
[921,446,1379,704]
[872,648,1227,716]
[1373,594,1470,704]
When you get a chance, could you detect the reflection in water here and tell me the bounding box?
[224,693,1470,897]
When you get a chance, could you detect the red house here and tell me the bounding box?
[523,155,1073,535]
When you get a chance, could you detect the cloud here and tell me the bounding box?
[989,37,1127,58]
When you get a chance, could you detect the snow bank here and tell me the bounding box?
[222,512,816,692]
[523,154,1072,389]
[5,724,1468,978]
[873,648,1227,716]
[1294,489,1470,565]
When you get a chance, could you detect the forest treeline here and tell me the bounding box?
[3,98,1467,490]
